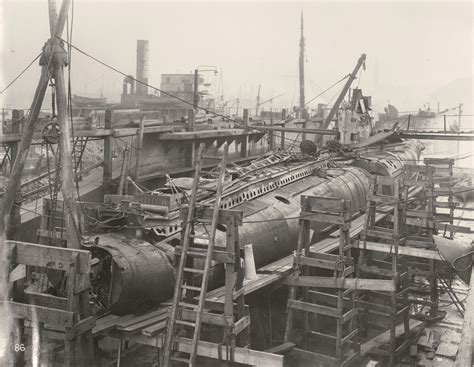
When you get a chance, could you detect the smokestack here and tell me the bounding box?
[136,40,149,96]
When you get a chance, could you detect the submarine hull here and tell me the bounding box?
[94,167,371,314]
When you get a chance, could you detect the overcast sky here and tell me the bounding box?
[1,0,472,114]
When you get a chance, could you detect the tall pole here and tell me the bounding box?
[0,0,71,240]
[456,103,463,157]
[255,84,261,117]
[299,11,305,116]
[193,69,199,125]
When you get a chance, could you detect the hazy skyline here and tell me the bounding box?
[1,1,472,114]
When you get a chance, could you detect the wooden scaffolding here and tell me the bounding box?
[357,175,411,366]
[0,240,95,367]
[404,158,464,318]
[284,195,360,366]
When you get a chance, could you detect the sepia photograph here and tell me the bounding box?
[0,0,473,366]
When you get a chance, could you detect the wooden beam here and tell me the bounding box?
[355,241,442,260]
[1,301,75,327]
[5,240,91,273]
[0,69,51,239]
[169,337,284,367]
[102,110,113,191]
[25,291,68,310]
[400,132,474,141]
[180,207,243,226]
[55,57,81,250]
[284,276,396,291]
[264,342,295,355]
[111,331,284,367]
[288,299,341,317]
[48,0,58,35]
[9,264,26,283]
[132,116,145,184]
[181,309,234,327]
[249,125,337,135]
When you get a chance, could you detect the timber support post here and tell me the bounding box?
[241,109,249,158]
[280,109,286,150]
[131,115,145,193]
[357,175,410,366]
[283,195,360,365]
[269,109,274,151]
[103,109,113,194]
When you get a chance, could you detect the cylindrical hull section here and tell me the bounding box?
[234,167,370,267]
[91,233,174,314]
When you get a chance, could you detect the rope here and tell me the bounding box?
[304,74,350,107]
[0,53,42,94]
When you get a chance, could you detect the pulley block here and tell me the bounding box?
[43,121,60,144]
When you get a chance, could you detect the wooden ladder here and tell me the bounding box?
[72,137,88,179]
[162,142,229,367]
[283,195,360,366]
[357,175,410,366]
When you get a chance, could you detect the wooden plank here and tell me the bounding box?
[65,316,96,340]
[2,301,74,326]
[284,276,396,291]
[120,314,168,333]
[181,309,233,327]
[120,333,283,367]
[115,308,169,331]
[92,314,121,335]
[366,229,394,240]
[264,342,295,354]
[360,319,423,356]
[307,251,341,262]
[234,315,251,335]
[180,207,243,226]
[405,238,433,247]
[406,210,430,219]
[300,211,345,225]
[288,299,341,318]
[25,291,68,310]
[356,241,442,260]
[9,264,26,283]
[140,320,167,337]
[369,194,396,204]
[342,308,358,323]
[297,255,339,270]
[357,300,393,315]
[301,195,345,213]
[5,240,91,273]
[113,314,139,329]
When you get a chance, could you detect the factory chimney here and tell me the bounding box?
[136,40,149,96]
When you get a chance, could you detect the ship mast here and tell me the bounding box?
[299,11,305,116]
